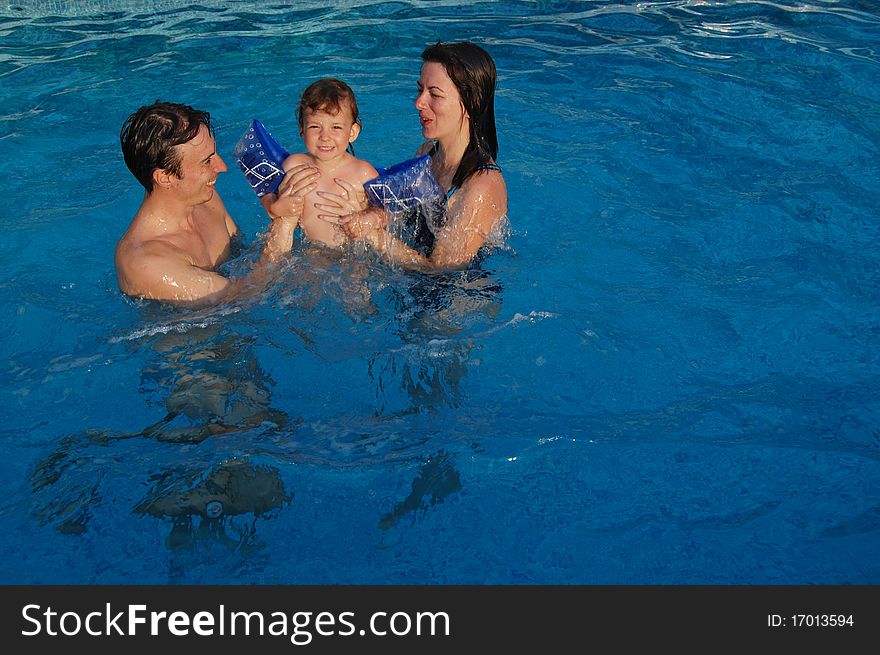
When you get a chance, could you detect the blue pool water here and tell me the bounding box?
[1,0,878,584]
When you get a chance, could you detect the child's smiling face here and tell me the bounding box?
[300,105,359,163]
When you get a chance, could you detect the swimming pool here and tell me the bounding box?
[1,0,878,584]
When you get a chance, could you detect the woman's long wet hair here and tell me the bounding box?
[422,41,498,190]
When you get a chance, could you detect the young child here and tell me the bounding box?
[282,78,378,248]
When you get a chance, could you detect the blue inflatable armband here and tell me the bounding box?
[232,119,290,197]
[364,155,445,213]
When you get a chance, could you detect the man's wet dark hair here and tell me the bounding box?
[120,101,212,192]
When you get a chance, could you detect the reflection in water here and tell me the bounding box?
[135,460,291,551]
[369,268,503,528]
[379,451,462,530]
[31,323,291,547]
[31,253,507,541]
[30,435,102,535]
[278,245,379,321]
[141,325,289,442]
[370,268,503,416]
[274,255,500,529]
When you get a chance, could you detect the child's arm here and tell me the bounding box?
[260,156,317,232]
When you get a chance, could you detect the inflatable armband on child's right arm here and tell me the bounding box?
[232,119,291,197]
[364,155,445,213]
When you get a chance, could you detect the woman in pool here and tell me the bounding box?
[318,41,508,270]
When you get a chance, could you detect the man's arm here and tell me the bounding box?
[117,214,299,307]
[116,239,233,305]
[117,165,317,306]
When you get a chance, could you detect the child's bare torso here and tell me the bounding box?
[284,152,375,248]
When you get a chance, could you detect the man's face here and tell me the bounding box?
[171,124,227,204]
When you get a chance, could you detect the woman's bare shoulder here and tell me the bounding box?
[465,167,507,204]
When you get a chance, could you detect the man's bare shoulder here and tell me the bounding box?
[117,232,193,263]
[115,234,229,303]
[195,189,237,236]
[116,232,192,286]
[117,208,192,260]
[115,204,198,294]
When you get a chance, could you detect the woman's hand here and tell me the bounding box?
[261,164,319,221]
[339,206,388,240]
[312,177,389,242]
[314,178,369,224]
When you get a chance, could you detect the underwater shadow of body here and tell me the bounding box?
[135,459,291,551]
[30,323,293,549]
[379,451,462,530]
[368,268,503,529]
[368,268,503,416]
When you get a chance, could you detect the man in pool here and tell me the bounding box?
[116,101,318,305]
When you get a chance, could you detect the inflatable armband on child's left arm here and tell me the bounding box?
[363,155,445,213]
[232,119,291,197]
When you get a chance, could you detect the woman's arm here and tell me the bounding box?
[423,169,507,268]
[328,170,507,270]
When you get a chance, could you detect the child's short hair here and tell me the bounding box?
[297,78,360,132]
